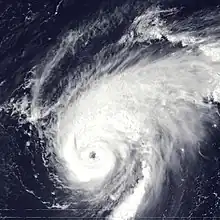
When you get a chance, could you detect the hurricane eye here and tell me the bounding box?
[89,151,96,159]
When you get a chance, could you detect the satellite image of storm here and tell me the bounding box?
[0,0,220,219]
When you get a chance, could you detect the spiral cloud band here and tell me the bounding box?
[11,5,220,220]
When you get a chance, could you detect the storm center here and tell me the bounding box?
[89,151,96,159]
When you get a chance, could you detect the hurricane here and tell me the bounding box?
[2,1,220,219]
